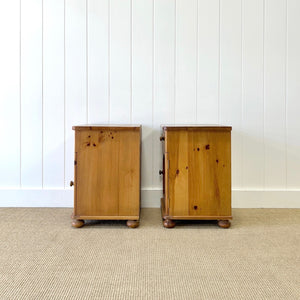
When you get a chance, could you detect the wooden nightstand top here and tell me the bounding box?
[161,124,232,131]
[72,124,141,130]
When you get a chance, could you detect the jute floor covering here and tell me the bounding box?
[0,208,299,299]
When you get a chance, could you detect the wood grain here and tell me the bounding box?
[118,130,140,216]
[72,216,139,220]
[73,127,141,222]
[162,126,231,222]
[167,130,189,216]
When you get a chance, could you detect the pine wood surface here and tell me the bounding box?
[162,126,231,221]
[161,125,232,131]
[73,126,141,222]
[72,125,141,130]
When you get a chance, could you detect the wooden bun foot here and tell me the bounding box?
[126,220,139,228]
[72,219,84,228]
[163,219,176,228]
[217,220,231,228]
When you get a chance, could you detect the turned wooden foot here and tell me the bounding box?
[217,220,231,228]
[163,219,176,228]
[126,220,139,228]
[71,218,84,228]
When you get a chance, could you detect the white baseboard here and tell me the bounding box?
[232,190,300,208]
[0,189,73,207]
[0,188,299,208]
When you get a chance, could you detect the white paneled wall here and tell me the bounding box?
[0,0,300,207]
[21,0,43,187]
[220,0,242,188]
[287,0,300,189]
[241,0,264,188]
[43,0,65,188]
[0,1,20,187]
[132,0,153,188]
[197,0,219,124]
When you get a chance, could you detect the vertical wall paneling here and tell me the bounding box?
[264,0,287,188]
[153,0,175,188]
[21,0,43,187]
[65,0,87,186]
[2,0,300,207]
[110,0,131,124]
[241,0,264,188]
[87,0,109,124]
[197,0,219,123]
[43,0,65,188]
[132,0,153,188]
[0,0,20,187]
[175,0,197,123]
[219,0,242,188]
[286,0,300,188]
